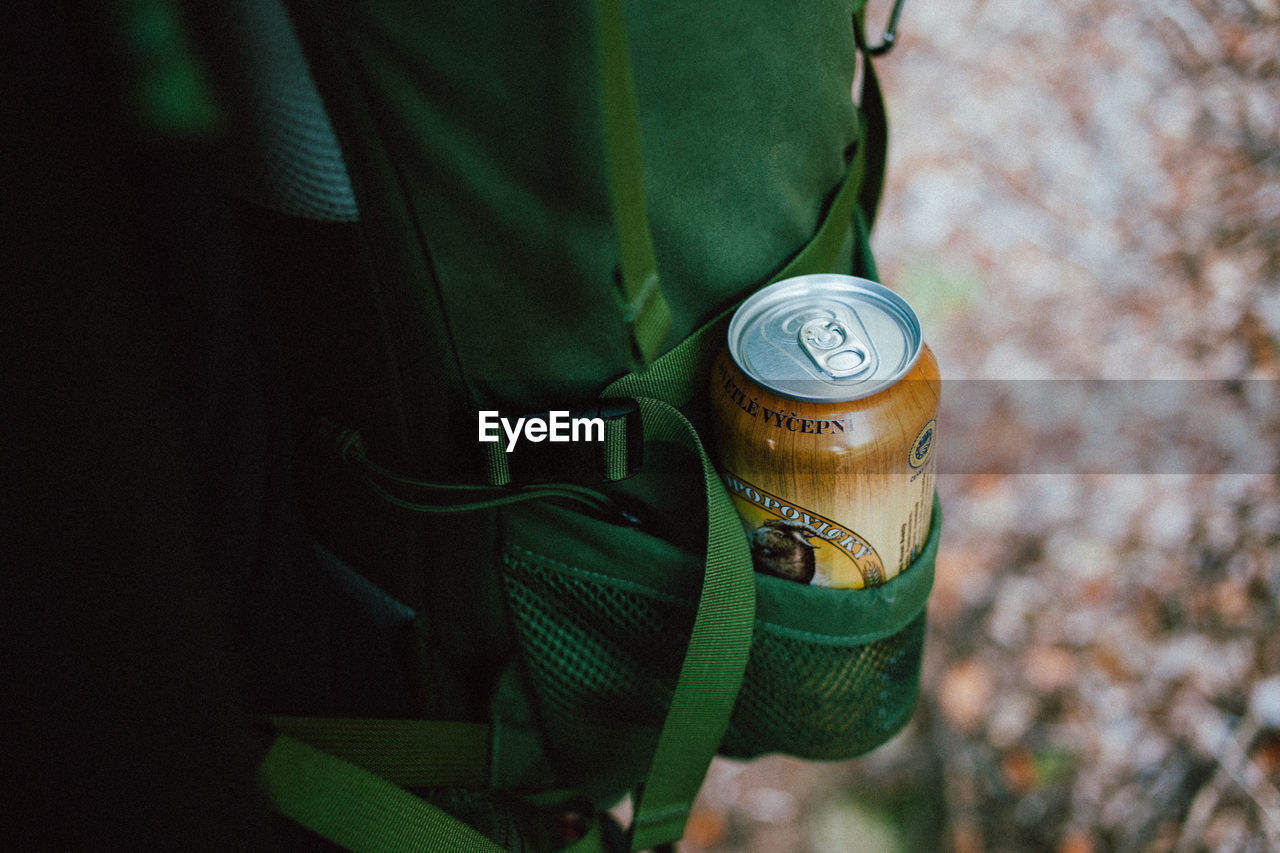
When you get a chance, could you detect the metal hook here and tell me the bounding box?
[854,0,908,57]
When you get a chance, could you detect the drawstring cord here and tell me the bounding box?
[319,418,619,518]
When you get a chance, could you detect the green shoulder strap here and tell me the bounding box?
[267,716,491,788]
[260,717,616,851]
[258,734,506,853]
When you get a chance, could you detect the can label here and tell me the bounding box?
[708,274,939,589]
[722,472,885,587]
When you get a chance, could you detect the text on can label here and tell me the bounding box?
[722,472,886,587]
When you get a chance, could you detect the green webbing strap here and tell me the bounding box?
[268,716,491,788]
[258,735,506,853]
[600,0,671,367]
[601,416,633,481]
[483,442,512,490]
[623,398,756,852]
[262,723,616,852]
[599,50,887,850]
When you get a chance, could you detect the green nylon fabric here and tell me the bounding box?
[602,75,876,412]
[600,0,671,366]
[289,0,867,428]
[258,735,506,852]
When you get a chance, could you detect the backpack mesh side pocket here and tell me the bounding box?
[501,541,696,803]
[498,495,937,799]
[723,495,938,759]
[722,602,927,759]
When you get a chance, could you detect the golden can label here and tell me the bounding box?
[708,274,939,588]
[721,472,886,587]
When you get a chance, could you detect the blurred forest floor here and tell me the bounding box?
[682,1,1280,851]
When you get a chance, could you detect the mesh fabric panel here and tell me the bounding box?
[224,0,360,222]
[721,610,926,759]
[501,547,694,792]
[502,543,926,784]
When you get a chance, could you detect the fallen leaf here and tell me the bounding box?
[939,658,996,734]
[1025,646,1081,694]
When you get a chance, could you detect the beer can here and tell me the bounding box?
[709,274,939,588]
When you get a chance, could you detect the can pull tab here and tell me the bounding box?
[798,315,872,378]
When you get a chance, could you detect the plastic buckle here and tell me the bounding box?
[854,0,907,56]
[499,397,644,487]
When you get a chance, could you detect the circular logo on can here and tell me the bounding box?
[909,418,936,469]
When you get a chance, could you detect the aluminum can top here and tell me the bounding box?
[727,274,923,403]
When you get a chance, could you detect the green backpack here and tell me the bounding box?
[244,0,937,849]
